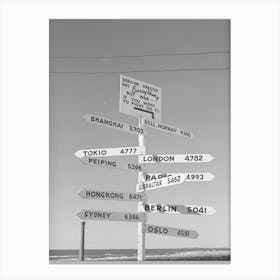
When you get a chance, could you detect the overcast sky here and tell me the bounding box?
[49,19,230,250]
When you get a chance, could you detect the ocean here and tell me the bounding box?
[49,248,230,263]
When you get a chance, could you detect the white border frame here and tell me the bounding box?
[1,0,279,279]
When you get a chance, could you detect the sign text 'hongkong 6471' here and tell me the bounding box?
[119,75,161,121]
[78,189,145,202]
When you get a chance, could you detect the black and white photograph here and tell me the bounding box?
[1,0,280,279]
[49,19,230,263]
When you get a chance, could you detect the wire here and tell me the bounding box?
[50,51,230,59]
[50,67,230,75]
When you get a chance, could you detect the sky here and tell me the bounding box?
[49,19,230,250]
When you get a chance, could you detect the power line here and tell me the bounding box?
[50,67,229,75]
[50,51,230,59]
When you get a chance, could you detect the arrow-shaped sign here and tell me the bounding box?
[143,204,216,215]
[77,209,146,222]
[143,118,193,138]
[83,113,146,136]
[136,173,187,192]
[139,154,214,163]
[145,173,215,182]
[78,189,145,202]
[80,157,142,172]
[74,146,145,159]
[145,224,199,239]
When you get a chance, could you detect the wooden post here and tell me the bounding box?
[79,220,85,261]
[137,116,146,261]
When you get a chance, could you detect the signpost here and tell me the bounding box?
[78,189,145,202]
[139,154,214,163]
[143,204,216,215]
[143,118,193,138]
[145,224,199,239]
[75,74,215,262]
[145,172,215,182]
[74,146,145,159]
[119,75,162,121]
[83,113,145,136]
[77,209,146,222]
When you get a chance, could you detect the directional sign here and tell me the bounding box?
[145,173,215,182]
[139,154,214,163]
[83,113,145,136]
[145,224,199,239]
[78,189,145,202]
[80,157,143,172]
[136,173,187,192]
[143,204,216,215]
[119,75,161,121]
[143,118,193,138]
[74,146,145,159]
[77,209,146,222]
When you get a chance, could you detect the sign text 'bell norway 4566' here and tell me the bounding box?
[142,204,216,215]
[145,224,199,239]
[77,209,146,222]
[145,173,215,182]
[119,75,161,121]
[137,173,188,192]
[143,118,193,139]
[78,189,145,202]
[74,146,145,159]
[80,157,142,172]
[139,154,214,163]
[83,113,145,136]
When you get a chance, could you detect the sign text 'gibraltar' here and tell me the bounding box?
[137,173,187,192]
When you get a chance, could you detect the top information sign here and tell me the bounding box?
[119,75,162,121]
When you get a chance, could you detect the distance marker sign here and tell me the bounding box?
[78,189,145,202]
[143,204,216,215]
[145,173,215,182]
[143,118,193,138]
[136,173,187,192]
[139,154,214,163]
[74,146,145,159]
[120,75,161,121]
[77,209,146,222]
[80,157,142,172]
[145,224,199,239]
[83,113,145,136]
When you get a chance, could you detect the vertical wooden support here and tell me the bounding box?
[79,220,85,261]
[137,117,146,261]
